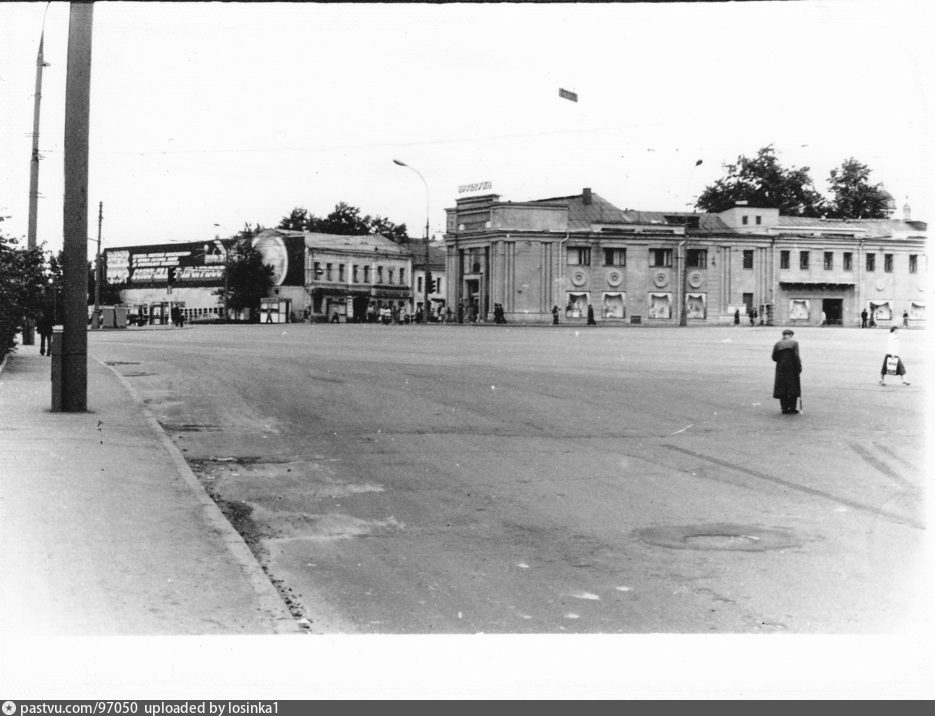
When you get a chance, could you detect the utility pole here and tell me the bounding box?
[57,1,93,412]
[92,201,102,328]
[24,15,50,345]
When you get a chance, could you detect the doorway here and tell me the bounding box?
[822,298,843,326]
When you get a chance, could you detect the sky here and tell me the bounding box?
[1,0,934,263]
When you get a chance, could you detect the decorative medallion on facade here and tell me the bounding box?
[571,269,588,287]
[653,271,669,288]
[688,271,703,289]
[606,269,623,287]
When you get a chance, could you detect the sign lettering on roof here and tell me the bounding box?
[458,181,493,194]
[559,88,578,102]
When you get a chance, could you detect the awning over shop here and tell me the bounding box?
[779,281,855,289]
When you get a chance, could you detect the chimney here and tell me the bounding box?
[903,202,911,222]
[582,188,592,205]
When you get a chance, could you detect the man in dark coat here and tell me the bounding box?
[36,309,54,356]
[772,328,802,414]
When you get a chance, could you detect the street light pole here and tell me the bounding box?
[679,159,703,327]
[393,159,430,322]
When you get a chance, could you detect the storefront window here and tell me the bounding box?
[686,292,706,319]
[602,292,625,318]
[565,292,589,318]
[648,293,671,319]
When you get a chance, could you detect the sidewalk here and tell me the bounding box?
[0,342,301,636]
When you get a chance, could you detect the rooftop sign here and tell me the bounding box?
[458,181,493,194]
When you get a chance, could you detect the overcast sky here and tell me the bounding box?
[2,0,933,260]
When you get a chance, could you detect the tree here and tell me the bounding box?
[277,203,409,242]
[0,219,49,358]
[277,208,308,231]
[825,158,891,219]
[215,240,274,319]
[368,215,409,243]
[696,145,825,217]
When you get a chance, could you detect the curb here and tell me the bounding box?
[96,356,303,634]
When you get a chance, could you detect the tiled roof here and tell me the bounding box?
[774,216,925,237]
[529,192,732,232]
[405,240,447,270]
[303,231,410,255]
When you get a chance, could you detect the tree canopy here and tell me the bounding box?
[278,202,409,243]
[825,157,891,220]
[1,219,52,358]
[696,145,825,217]
[215,239,274,318]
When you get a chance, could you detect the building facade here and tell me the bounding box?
[443,189,927,327]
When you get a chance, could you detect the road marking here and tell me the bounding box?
[664,443,925,530]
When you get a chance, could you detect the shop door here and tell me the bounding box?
[822,298,843,326]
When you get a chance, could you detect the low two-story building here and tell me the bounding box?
[443,189,927,327]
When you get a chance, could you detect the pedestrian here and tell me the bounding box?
[331,312,339,323]
[902,310,909,328]
[772,328,802,414]
[587,304,596,325]
[552,305,559,325]
[821,311,826,326]
[879,326,910,386]
[752,307,758,326]
[36,308,54,357]
[177,310,185,328]
[860,308,868,328]
[734,308,740,325]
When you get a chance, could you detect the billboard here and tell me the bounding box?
[105,241,228,288]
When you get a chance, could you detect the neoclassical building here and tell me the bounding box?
[443,189,927,327]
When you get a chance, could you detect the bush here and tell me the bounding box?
[0,229,49,361]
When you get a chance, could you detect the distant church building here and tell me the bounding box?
[443,188,926,327]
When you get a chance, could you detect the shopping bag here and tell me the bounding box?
[885,355,900,375]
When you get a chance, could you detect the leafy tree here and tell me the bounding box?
[277,203,409,242]
[825,158,890,219]
[0,219,50,358]
[277,208,308,231]
[308,202,371,235]
[215,240,274,320]
[696,145,825,217]
[368,215,409,243]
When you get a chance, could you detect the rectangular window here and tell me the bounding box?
[742,216,749,225]
[824,252,833,270]
[843,252,853,271]
[799,251,810,270]
[436,277,443,294]
[687,249,707,268]
[388,268,394,285]
[417,276,423,293]
[339,264,345,282]
[364,266,371,283]
[755,216,762,225]
[376,266,383,284]
[884,254,893,273]
[313,261,322,279]
[649,248,672,267]
[325,263,333,281]
[743,250,754,269]
[400,268,406,285]
[603,247,626,266]
[567,247,591,266]
[866,254,875,272]
[352,265,359,282]
[909,254,918,273]
[780,250,790,269]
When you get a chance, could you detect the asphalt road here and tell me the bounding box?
[90,322,930,634]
